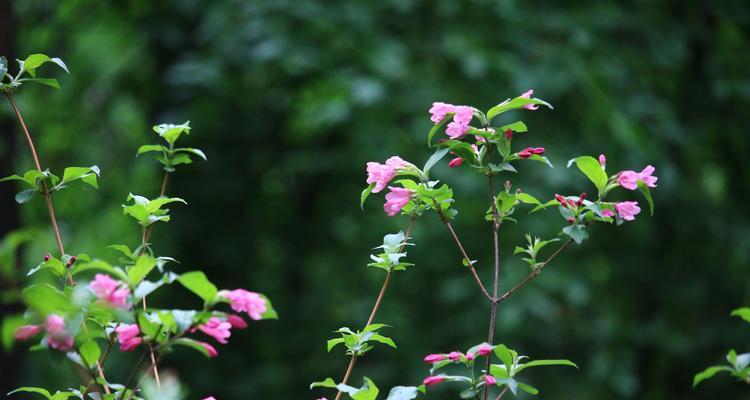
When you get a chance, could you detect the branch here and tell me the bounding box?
[439,217,493,301]
[497,238,573,303]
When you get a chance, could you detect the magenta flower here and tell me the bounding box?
[518,147,544,159]
[598,154,607,168]
[484,375,497,385]
[219,289,267,320]
[197,340,218,358]
[615,201,641,221]
[617,165,658,190]
[197,317,232,344]
[519,89,539,110]
[226,314,248,329]
[448,157,463,168]
[424,354,446,363]
[383,187,412,217]
[366,156,409,194]
[423,376,445,387]
[89,274,131,309]
[475,343,492,356]
[448,351,463,361]
[429,102,455,124]
[14,325,42,341]
[601,209,615,218]
[45,315,73,351]
[116,323,142,352]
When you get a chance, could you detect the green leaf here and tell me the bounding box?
[568,156,608,196]
[154,121,191,145]
[562,224,588,244]
[20,54,68,77]
[517,382,539,395]
[0,174,25,184]
[515,359,578,374]
[487,97,553,120]
[60,166,100,188]
[136,144,167,156]
[79,340,101,369]
[352,377,379,400]
[174,147,207,160]
[15,189,36,204]
[0,56,7,78]
[259,294,278,319]
[423,147,450,179]
[386,386,419,400]
[310,377,337,389]
[528,154,553,168]
[49,393,74,400]
[427,118,449,147]
[499,121,528,133]
[8,387,52,399]
[70,259,128,281]
[693,365,732,388]
[21,284,68,315]
[22,78,60,89]
[177,271,218,303]
[731,308,750,324]
[172,337,213,358]
[637,181,655,216]
[360,183,375,209]
[327,337,345,352]
[493,344,514,373]
[369,333,397,349]
[127,255,157,287]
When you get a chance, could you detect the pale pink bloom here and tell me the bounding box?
[448,351,463,361]
[45,315,73,351]
[484,375,497,385]
[14,325,42,341]
[429,102,455,124]
[598,154,606,168]
[475,343,492,356]
[89,274,131,309]
[197,340,218,358]
[198,317,232,344]
[601,209,615,218]
[423,376,445,387]
[226,314,248,329]
[383,187,412,217]
[453,106,474,125]
[448,157,463,168]
[424,354,446,363]
[519,89,539,110]
[366,156,409,194]
[445,121,469,139]
[618,165,658,190]
[116,324,142,352]
[219,289,267,320]
[202,397,216,400]
[615,201,641,221]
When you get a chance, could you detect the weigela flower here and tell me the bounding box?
[423,376,445,386]
[448,351,463,361]
[448,157,463,168]
[484,375,497,385]
[197,317,232,344]
[615,201,641,221]
[429,102,454,124]
[601,209,615,218]
[383,187,412,217]
[197,340,218,358]
[116,323,142,352]
[45,315,73,351]
[518,147,544,159]
[617,165,658,190]
[219,289,267,320]
[474,343,492,356]
[14,325,42,341]
[89,274,131,309]
[366,156,409,193]
[424,354,446,363]
[519,89,539,110]
[429,102,474,139]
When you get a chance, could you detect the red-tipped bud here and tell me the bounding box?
[577,192,587,206]
[43,253,51,262]
[518,150,532,159]
[566,217,575,224]
[555,194,567,207]
[448,157,464,168]
[505,129,513,140]
[531,147,545,155]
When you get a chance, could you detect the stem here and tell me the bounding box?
[332,216,416,400]
[5,92,110,393]
[497,239,573,303]
[440,218,493,301]
[495,387,509,400]
[142,171,169,245]
[483,176,501,400]
[123,350,149,399]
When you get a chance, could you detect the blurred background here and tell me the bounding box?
[1,0,749,399]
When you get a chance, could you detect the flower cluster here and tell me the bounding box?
[15,314,74,352]
[89,273,131,309]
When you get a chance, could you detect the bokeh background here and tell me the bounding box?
[1,1,750,399]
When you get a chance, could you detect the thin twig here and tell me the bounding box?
[497,239,573,303]
[495,387,509,400]
[333,216,416,400]
[483,175,501,400]
[439,218,493,301]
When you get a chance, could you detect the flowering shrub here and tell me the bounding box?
[311,93,657,399]
[1,54,276,399]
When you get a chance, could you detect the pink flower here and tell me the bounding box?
[423,376,445,387]
[219,289,267,320]
[424,354,446,363]
[45,315,73,351]
[116,324,142,352]
[519,89,539,110]
[615,201,641,221]
[366,156,409,194]
[601,209,615,218]
[445,121,470,139]
[598,154,606,168]
[453,106,473,125]
[466,352,475,361]
[203,397,216,400]
[429,102,455,124]
[448,157,463,168]
[475,343,492,356]
[383,187,412,217]
[484,375,497,385]
[617,166,658,190]
[226,314,247,329]
[197,340,218,358]
[14,325,42,341]
[197,317,232,344]
[448,351,463,361]
[89,274,131,309]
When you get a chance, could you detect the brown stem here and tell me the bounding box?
[333,216,416,400]
[497,239,573,303]
[483,176,501,400]
[495,387,509,400]
[440,218,493,301]
[5,92,110,393]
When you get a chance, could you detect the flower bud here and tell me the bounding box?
[555,194,568,208]
[505,129,513,140]
[577,192,586,206]
[424,354,446,363]
[448,157,464,168]
[567,217,575,224]
[598,154,606,168]
[531,147,545,155]
[43,253,51,262]
[484,375,497,385]
[423,376,445,387]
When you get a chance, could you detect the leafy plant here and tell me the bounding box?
[694,308,750,389]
